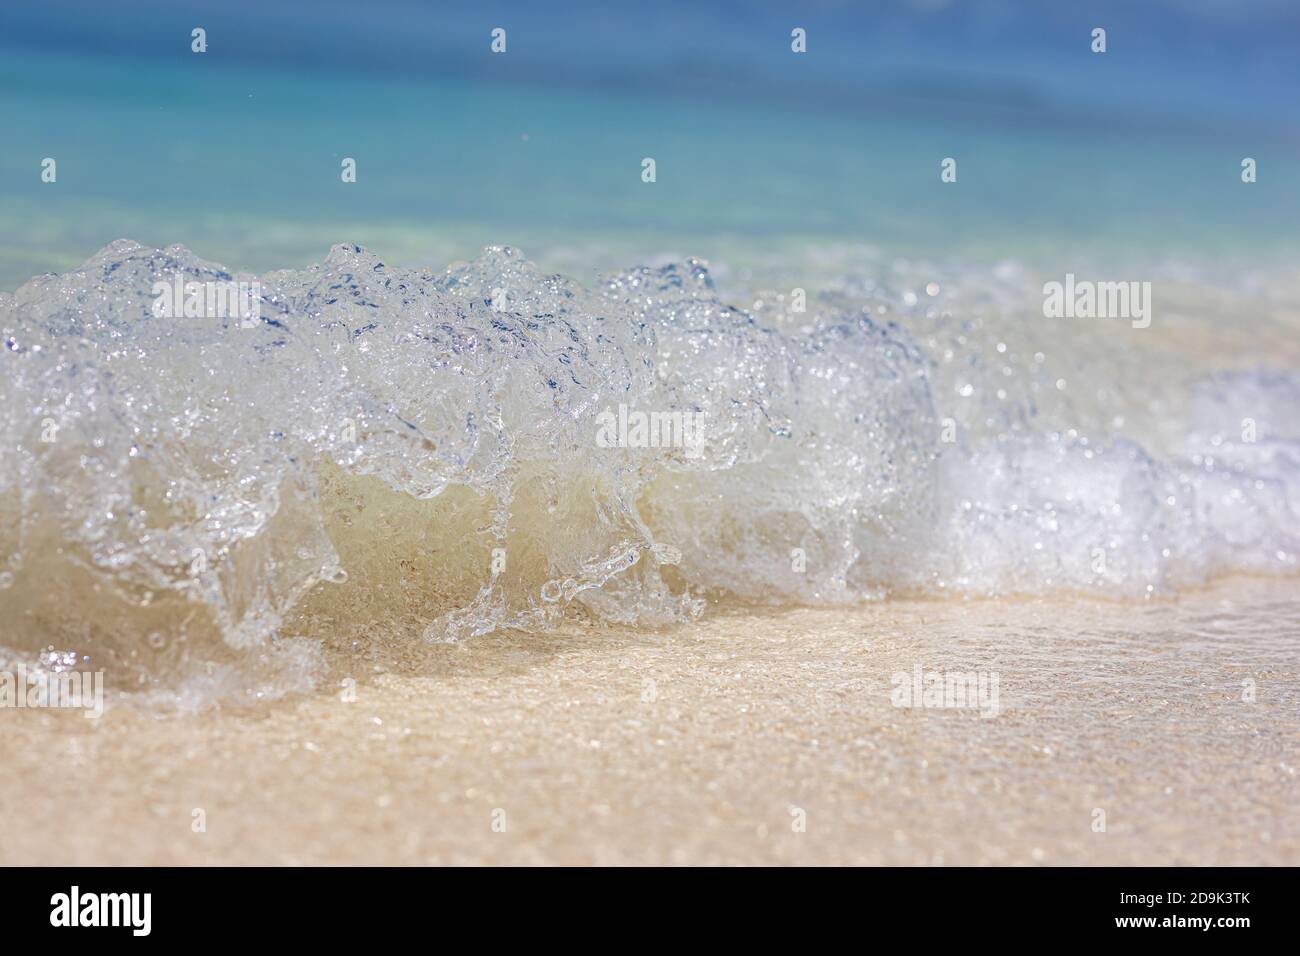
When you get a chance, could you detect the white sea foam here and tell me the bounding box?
[0,241,1295,706]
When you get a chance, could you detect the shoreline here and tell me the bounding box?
[3,577,1295,865]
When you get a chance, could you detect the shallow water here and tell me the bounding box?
[2,578,1294,865]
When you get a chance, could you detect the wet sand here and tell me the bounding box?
[2,577,1296,865]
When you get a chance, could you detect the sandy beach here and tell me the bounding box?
[3,576,1294,866]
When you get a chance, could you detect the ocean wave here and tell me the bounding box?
[1,240,1296,706]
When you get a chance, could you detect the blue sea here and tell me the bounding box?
[1,0,1297,283]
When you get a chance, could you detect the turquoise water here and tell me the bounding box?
[1,1,1297,285]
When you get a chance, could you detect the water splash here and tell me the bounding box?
[1,241,1295,707]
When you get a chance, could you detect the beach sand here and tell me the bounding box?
[2,577,1295,866]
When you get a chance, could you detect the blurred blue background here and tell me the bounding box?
[0,0,1296,285]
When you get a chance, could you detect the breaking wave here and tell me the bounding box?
[1,240,1296,706]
